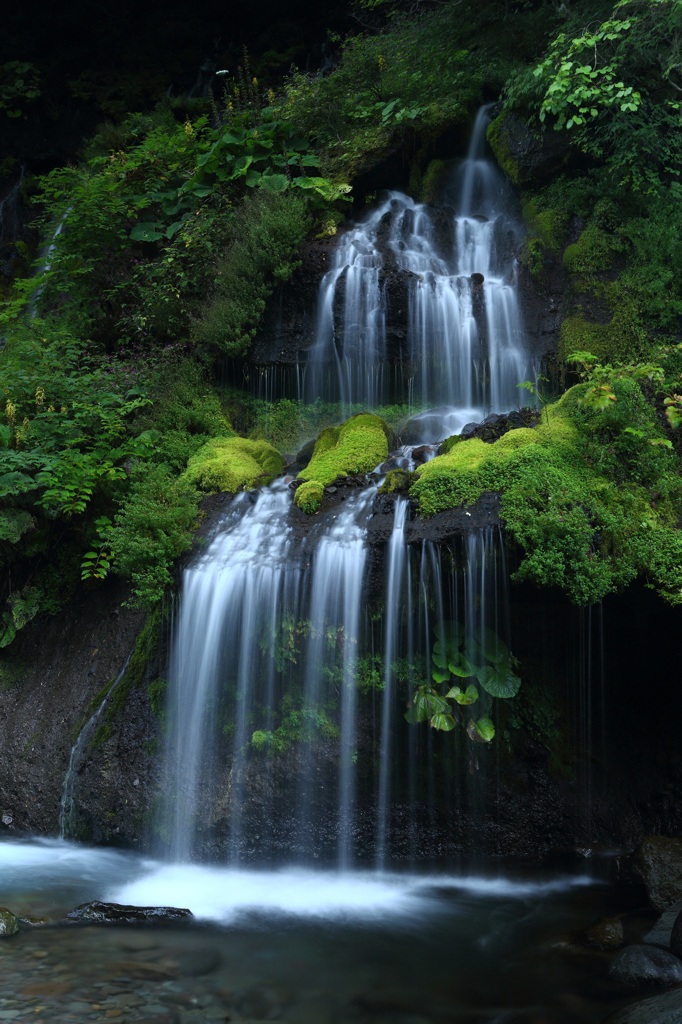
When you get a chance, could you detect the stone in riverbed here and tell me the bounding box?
[608,944,682,989]
[0,907,19,936]
[65,901,193,925]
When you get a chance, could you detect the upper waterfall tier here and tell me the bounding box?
[303,108,532,438]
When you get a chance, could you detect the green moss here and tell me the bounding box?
[563,224,624,275]
[378,469,417,494]
[297,413,389,494]
[486,113,522,185]
[294,480,325,514]
[92,608,165,749]
[411,393,681,606]
[183,436,285,493]
[560,298,645,364]
[419,159,449,204]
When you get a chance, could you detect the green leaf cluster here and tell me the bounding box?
[407,621,521,742]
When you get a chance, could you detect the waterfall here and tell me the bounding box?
[161,107,526,868]
[375,497,409,869]
[303,105,531,438]
[164,481,300,862]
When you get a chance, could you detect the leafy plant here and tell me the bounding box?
[407,621,521,743]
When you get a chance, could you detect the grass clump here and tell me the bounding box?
[183,436,285,493]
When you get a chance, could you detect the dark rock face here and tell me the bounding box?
[66,901,192,925]
[608,944,682,989]
[0,579,158,844]
[640,837,682,910]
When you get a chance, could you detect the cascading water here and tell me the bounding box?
[161,106,530,868]
[303,104,532,439]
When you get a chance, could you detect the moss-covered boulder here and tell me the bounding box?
[295,414,390,514]
[294,480,325,514]
[410,392,682,606]
[486,110,570,187]
[183,437,285,493]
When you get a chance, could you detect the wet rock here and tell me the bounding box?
[608,944,682,989]
[640,836,682,910]
[0,907,19,937]
[585,916,624,950]
[295,439,316,470]
[603,986,682,1023]
[644,900,682,949]
[672,908,682,959]
[456,409,540,445]
[65,901,193,925]
[486,108,571,187]
[410,445,432,466]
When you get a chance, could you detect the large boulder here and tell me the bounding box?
[608,944,682,989]
[640,837,682,910]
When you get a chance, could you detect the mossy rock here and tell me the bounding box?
[559,303,644,364]
[419,159,449,204]
[183,436,285,493]
[563,224,624,275]
[486,110,569,187]
[410,391,681,606]
[297,414,389,500]
[378,469,416,494]
[294,480,325,514]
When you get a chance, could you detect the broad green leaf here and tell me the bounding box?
[448,652,474,678]
[431,667,450,685]
[477,663,521,699]
[130,222,165,242]
[446,683,478,705]
[430,712,456,732]
[258,173,290,193]
[470,717,495,742]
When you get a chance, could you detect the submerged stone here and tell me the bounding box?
[65,901,193,925]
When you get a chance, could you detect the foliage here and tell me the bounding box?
[108,466,200,607]
[191,191,312,357]
[281,1,520,179]
[0,62,40,119]
[182,436,285,493]
[510,0,682,193]
[0,321,158,642]
[407,621,521,743]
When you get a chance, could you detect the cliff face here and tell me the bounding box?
[0,580,154,845]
